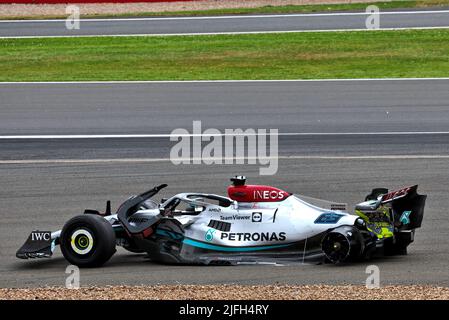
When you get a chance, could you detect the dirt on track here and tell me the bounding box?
[0,0,386,19]
[1,285,449,300]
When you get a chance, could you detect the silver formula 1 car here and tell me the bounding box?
[17,176,426,267]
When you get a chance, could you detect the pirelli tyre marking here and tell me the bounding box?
[70,229,94,255]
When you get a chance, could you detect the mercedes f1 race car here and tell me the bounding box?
[17,176,426,267]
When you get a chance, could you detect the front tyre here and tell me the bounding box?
[60,214,116,267]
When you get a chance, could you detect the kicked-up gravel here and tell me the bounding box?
[1,285,449,300]
[0,0,387,19]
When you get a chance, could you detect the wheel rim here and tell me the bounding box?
[322,233,350,263]
[70,229,94,255]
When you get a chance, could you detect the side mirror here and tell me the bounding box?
[233,201,239,210]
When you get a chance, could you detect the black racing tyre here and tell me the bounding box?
[322,232,351,264]
[321,226,364,264]
[60,214,116,268]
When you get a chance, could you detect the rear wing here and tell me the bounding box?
[389,186,426,230]
[380,185,418,204]
[366,185,427,230]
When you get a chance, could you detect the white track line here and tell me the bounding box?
[2,26,449,39]
[0,132,448,139]
[1,77,449,84]
[1,10,449,23]
[1,155,449,165]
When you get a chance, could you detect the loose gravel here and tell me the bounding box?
[1,285,449,300]
[0,0,386,19]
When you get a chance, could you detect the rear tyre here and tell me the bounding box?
[60,214,116,267]
[321,226,364,264]
[322,232,351,264]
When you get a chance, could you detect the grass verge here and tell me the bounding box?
[1,29,449,81]
[3,0,449,20]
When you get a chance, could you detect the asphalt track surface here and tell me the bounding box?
[0,79,449,288]
[1,9,449,37]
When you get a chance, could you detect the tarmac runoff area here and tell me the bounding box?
[1,80,449,291]
[2,9,449,38]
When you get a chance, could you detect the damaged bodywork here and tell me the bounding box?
[17,176,426,267]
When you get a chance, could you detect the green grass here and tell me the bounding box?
[4,0,449,20]
[1,29,449,81]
